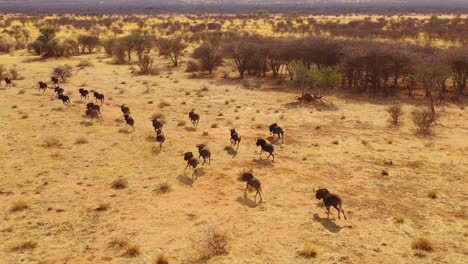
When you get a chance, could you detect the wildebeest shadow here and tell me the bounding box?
[114,118,124,124]
[80,121,93,127]
[236,195,261,208]
[118,129,133,134]
[253,158,274,166]
[176,174,194,186]
[224,146,238,158]
[184,127,196,132]
[312,213,342,233]
[51,107,65,112]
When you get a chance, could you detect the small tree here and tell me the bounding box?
[101,37,116,56]
[412,108,437,135]
[137,54,154,74]
[158,37,187,67]
[306,67,341,100]
[36,26,58,57]
[53,64,73,82]
[77,35,100,54]
[192,43,223,73]
[386,104,403,126]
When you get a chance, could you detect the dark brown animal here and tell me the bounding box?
[269,123,284,142]
[183,152,199,180]
[156,129,165,148]
[86,109,103,123]
[196,144,211,165]
[79,88,89,100]
[93,92,105,105]
[51,76,59,87]
[152,118,164,131]
[314,188,347,220]
[188,110,200,127]
[239,172,262,202]
[58,94,71,106]
[4,77,12,87]
[230,128,241,147]
[124,114,135,131]
[256,138,275,161]
[54,87,64,97]
[86,102,101,114]
[38,81,48,93]
[120,104,130,116]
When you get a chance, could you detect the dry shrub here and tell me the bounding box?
[412,108,437,134]
[386,104,403,126]
[155,182,171,194]
[121,244,141,257]
[299,242,317,258]
[108,238,129,249]
[159,101,171,108]
[210,123,218,128]
[10,200,30,212]
[185,60,199,72]
[43,137,62,148]
[155,254,169,264]
[95,202,110,212]
[53,64,73,82]
[427,190,438,199]
[10,240,37,252]
[202,131,209,136]
[393,216,405,224]
[411,237,433,252]
[112,178,128,189]
[177,120,186,127]
[203,226,229,256]
[74,136,88,144]
[77,59,93,68]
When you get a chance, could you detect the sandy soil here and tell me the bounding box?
[0,51,467,264]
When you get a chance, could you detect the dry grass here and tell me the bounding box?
[154,254,170,264]
[43,137,62,148]
[95,202,110,212]
[74,136,88,144]
[298,242,317,258]
[411,237,433,252]
[427,190,438,199]
[10,200,30,212]
[155,182,172,195]
[108,238,129,249]
[121,244,141,258]
[10,240,37,252]
[111,178,128,189]
[177,120,186,126]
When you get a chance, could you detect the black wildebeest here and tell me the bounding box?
[152,118,164,132]
[156,129,165,148]
[183,152,199,180]
[256,138,275,162]
[86,109,103,123]
[120,104,130,116]
[196,144,211,165]
[269,123,284,142]
[51,76,60,87]
[124,114,135,131]
[188,110,200,127]
[314,188,347,220]
[4,77,12,88]
[54,87,64,97]
[86,102,101,115]
[38,81,48,94]
[230,128,241,147]
[58,94,71,106]
[93,92,105,105]
[78,88,89,100]
[239,172,263,202]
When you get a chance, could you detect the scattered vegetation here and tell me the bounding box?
[299,242,317,258]
[411,237,433,252]
[112,178,128,189]
[10,240,37,252]
[43,137,62,148]
[412,108,437,134]
[386,104,403,126]
[10,200,30,212]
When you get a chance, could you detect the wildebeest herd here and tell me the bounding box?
[4,75,348,221]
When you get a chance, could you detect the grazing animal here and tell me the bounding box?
[269,123,284,142]
[188,110,200,127]
[86,109,103,123]
[238,172,262,202]
[120,104,130,116]
[314,188,347,220]
[230,128,241,147]
[4,77,12,87]
[51,76,60,87]
[38,81,48,93]
[256,138,275,161]
[156,129,165,148]
[93,92,104,105]
[124,114,135,131]
[54,87,64,97]
[86,102,101,114]
[58,94,71,106]
[196,144,211,165]
[152,118,164,131]
[183,152,199,179]
[78,88,89,100]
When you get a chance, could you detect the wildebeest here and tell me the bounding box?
[188,110,200,127]
[86,109,103,123]
[124,114,135,131]
[93,92,105,105]
[78,88,89,100]
[183,152,199,179]
[239,172,263,202]
[313,188,347,220]
[4,77,12,87]
[51,76,60,87]
[256,138,275,161]
[230,128,241,147]
[38,81,48,93]
[196,144,211,165]
[156,129,165,148]
[120,104,130,116]
[152,118,164,132]
[54,87,64,97]
[58,94,71,106]
[269,123,284,142]
[86,102,101,114]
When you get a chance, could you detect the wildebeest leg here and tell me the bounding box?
[208,156,210,165]
[326,206,331,219]
[192,168,197,180]
[257,189,262,202]
[259,149,263,159]
[340,205,347,220]
[244,183,249,192]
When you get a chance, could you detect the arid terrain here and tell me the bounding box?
[0,11,467,264]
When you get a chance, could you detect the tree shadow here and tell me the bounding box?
[224,146,238,158]
[312,213,342,233]
[236,194,261,208]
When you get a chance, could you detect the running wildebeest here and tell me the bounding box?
[93,92,105,105]
[239,171,263,203]
[152,118,164,132]
[313,187,347,220]
[269,123,284,142]
[156,129,165,148]
[188,110,200,127]
[38,81,48,94]
[86,102,101,114]
[124,114,135,131]
[4,77,12,88]
[51,76,60,87]
[58,94,71,106]
[120,104,130,116]
[86,109,103,123]
[79,88,90,100]
[230,128,241,147]
[183,152,199,180]
[196,144,211,165]
[256,138,275,162]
